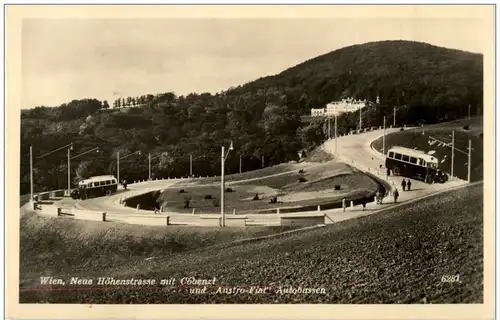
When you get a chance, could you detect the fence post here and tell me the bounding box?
[136,204,140,211]
[166,216,170,226]
[317,205,321,212]
[233,209,236,215]
[277,208,280,215]
[350,201,354,208]
[192,208,196,215]
[102,212,107,222]
[57,208,62,216]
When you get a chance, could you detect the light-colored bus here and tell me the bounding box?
[385,146,448,183]
[71,175,118,200]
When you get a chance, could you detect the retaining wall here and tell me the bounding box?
[280,214,325,227]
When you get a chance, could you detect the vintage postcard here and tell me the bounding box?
[5,3,495,320]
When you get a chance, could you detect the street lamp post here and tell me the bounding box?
[220,141,234,227]
[428,131,471,181]
[334,113,338,155]
[383,116,386,156]
[451,131,455,178]
[148,153,167,180]
[30,146,33,205]
[117,151,142,185]
[190,154,193,177]
[31,142,73,202]
[328,116,331,140]
[67,148,71,195]
[117,152,120,183]
[393,106,396,127]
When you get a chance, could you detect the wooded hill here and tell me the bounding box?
[20,40,483,193]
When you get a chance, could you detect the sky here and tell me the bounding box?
[21,17,485,109]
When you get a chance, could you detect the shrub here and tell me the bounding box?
[400,127,405,131]
[334,185,341,190]
[204,194,213,200]
[212,198,219,207]
[298,169,305,174]
[179,189,186,193]
[298,177,307,183]
[463,125,470,130]
[225,187,234,193]
[253,193,259,201]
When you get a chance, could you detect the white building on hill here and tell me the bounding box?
[310,97,368,117]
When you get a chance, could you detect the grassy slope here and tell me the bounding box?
[19,213,295,282]
[372,117,483,182]
[20,183,483,304]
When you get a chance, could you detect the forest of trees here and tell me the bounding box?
[20,40,483,194]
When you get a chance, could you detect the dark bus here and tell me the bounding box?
[71,175,118,200]
[385,146,448,184]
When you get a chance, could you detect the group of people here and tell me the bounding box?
[401,179,412,191]
[375,187,400,205]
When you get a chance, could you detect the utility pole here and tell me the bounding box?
[359,107,362,130]
[467,139,472,182]
[393,106,396,127]
[149,153,151,180]
[468,105,471,120]
[262,156,264,168]
[451,130,455,178]
[239,155,242,174]
[328,116,331,139]
[383,116,386,156]
[117,152,120,184]
[221,146,225,227]
[30,146,33,204]
[190,153,193,177]
[334,113,338,155]
[67,148,71,195]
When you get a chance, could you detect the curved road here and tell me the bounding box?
[55,128,467,226]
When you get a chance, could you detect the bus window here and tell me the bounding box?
[388,151,394,158]
[409,157,418,164]
[112,179,116,184]
[395,153,402,160]
[105,180,110,185]
[419,158,426,166]
[402,155,410,162]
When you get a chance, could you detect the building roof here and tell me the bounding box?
[388,146,439,163]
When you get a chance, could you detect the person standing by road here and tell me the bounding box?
[393,188,399,203]
[361,196,367,211]
[401,179,407,191]
[407,179,412,191]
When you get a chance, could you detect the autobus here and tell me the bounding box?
[385,146,448,183]
[71,175,119,200]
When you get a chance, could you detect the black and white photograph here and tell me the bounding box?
[5,3,495,319]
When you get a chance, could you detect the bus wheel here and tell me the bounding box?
[440,174,449,183]
[106,190,112,196]
[425,175,433,184]
[392,167,401,176]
